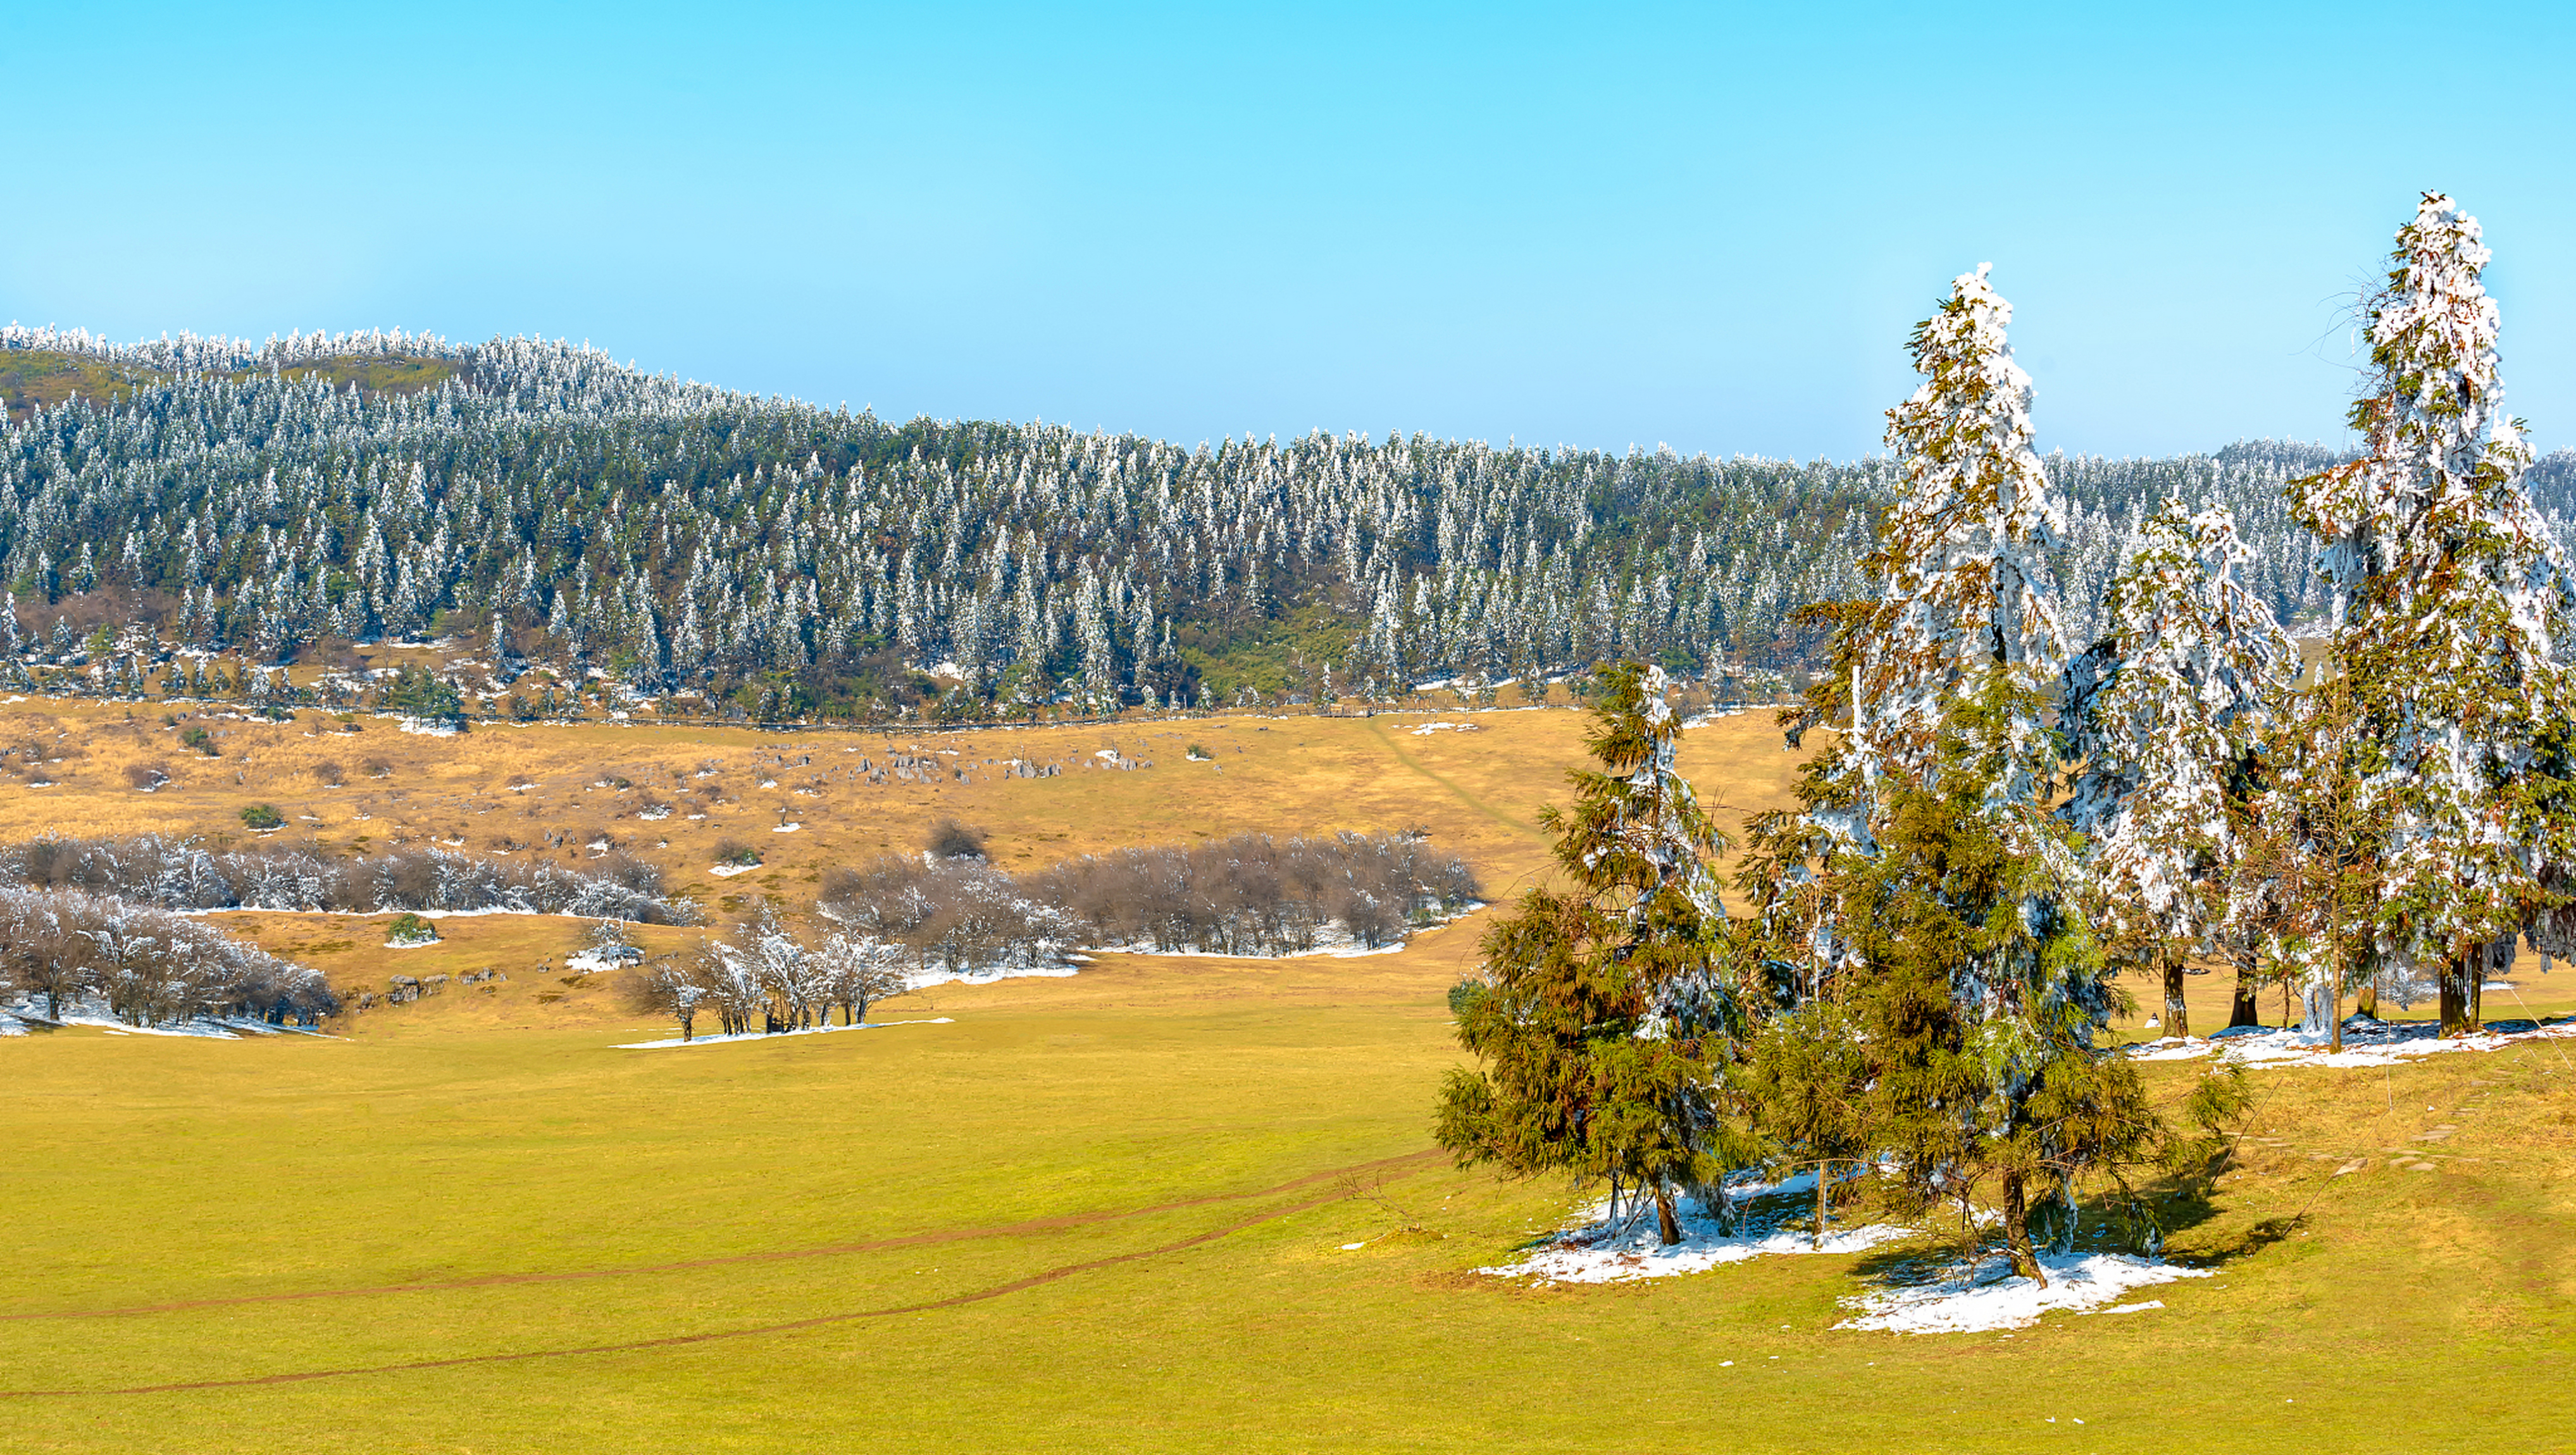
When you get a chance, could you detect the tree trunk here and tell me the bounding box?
[1653,1183,1682,1247]
[2000,1170,2045,1286]
[1814,1161,1829,1251]
[2163,952,2188,1039]
[2227,946,2262,1028]
[2439,953,2481,1036]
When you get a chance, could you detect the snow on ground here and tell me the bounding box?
[907,965,1078,989]
[1478,1172,1910,1286]
[616,1016,953,1049]
[708,863,759,878]
[1088,908,1479,963]
[2125,1014,2575,1070]
[1409,721,1484,736]
[1834,1253,2210,1334]
[4,996,335,1040]
[1479,1168,2209,1333]
[396,717,462,736]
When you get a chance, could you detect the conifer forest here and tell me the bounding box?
[8,319,2572,721]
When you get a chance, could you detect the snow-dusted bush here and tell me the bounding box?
[0,884,334,1027]
[818,830,1480,974]
[2,835,691,924]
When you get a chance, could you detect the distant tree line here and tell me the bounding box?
[11,323,2575,722]
[1,836,686,922]
[0,884,334,1027]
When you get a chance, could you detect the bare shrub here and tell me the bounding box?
[0,883,335,1027]
[126,762,170,791]
[820,831,1480,970]
[927,819,988,860]
[362,756,394,778]
[313,760,347,788]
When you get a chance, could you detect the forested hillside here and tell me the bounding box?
[5,323,2571,721]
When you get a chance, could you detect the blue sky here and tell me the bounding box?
[8,2,2572,460]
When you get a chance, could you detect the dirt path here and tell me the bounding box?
[2,1148,1442,1326]
[1363,719,1545,843]
[1,1152,1444,1399]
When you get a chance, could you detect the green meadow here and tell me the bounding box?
[6,712,2575,1452]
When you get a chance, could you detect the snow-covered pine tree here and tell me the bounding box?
[2062,500,2296,1036]
[2287,192,2576,1034]
[1745,263,2071,988]
[1834,688,2237,1282]
[1436,663,1751,1246]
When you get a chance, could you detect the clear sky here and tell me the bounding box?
[8,2,2572,461]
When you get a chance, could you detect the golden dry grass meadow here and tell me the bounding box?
[7,700,2576,1452]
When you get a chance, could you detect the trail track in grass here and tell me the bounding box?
[1,1148,1441,1325]
[1361,716,1546,845]
[0,1167,1431,1399]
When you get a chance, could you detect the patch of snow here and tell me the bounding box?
[905,964,1079,989]
[2125,1017,2574,1070]
[772,822,802,833]
[708,863,759,878]
[1836,1253,2210,1334]
[1478,1175,1910,1285]
[397,717,461,736]
[1409,721,1485,736]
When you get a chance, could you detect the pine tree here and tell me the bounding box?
[2062,501,2295,1036]
[1832,685,2199,1284]
[1745,263,2071,992]
[2287,192,2576,1034]
[1436,662,1752,1245]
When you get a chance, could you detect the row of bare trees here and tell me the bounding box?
[622,905,910,1041]
[3,835,683,922]
[0,884,335,1028]
[817,831,1482,974]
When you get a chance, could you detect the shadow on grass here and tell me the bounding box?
[1833,1163,2295,1291]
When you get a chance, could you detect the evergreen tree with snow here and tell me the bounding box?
[2061,500,2296,1036]
[2287,192,2576,1034]
[1436,663,1753,1246]
[1831,688,2233,1283]
[1744,263,2071,989]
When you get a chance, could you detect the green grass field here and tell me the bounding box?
[8,709,2576,1452]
